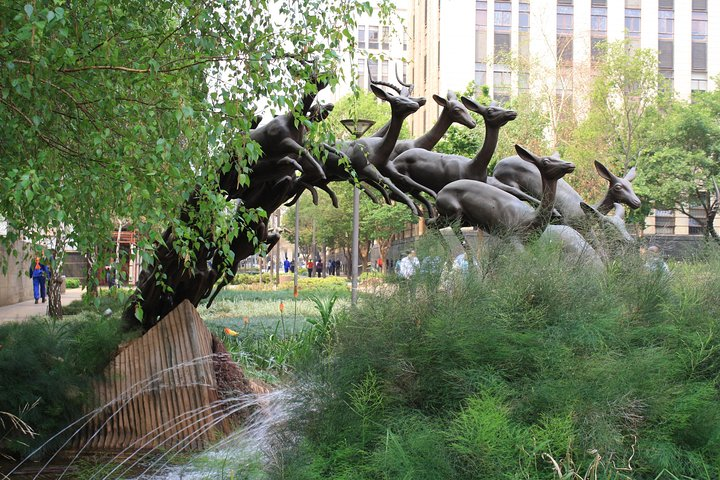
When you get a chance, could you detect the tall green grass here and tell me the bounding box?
[271,240,720,479]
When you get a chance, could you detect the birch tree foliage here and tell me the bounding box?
[0,0,379,277]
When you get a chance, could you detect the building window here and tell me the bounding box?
[403,63,407,82]
[495,32,511,57]
[625,8,641,38]
[475,62,487,87]
[557,5,573,34]
[495,1,511,31]
[691,73,708,93]
[519,2,530,32]
[688,207,706,235]
[654,209,675,235]
[658,9,674,40]
[591,2,607,62]
[692,43,707,72]
[476,0,487,29]
[658,40,673,75]
[557,35,573,63]
[557,2,573,64]
[368,26,379,49]
[476,1,488,63]
[403,32,407,51]
[381,60,389,82]
[367,58,378,82]
[357,59,366,89]
[382,26,390,50]
[591,7,607,33]
[357,26,366,49]
[493,67,511,103]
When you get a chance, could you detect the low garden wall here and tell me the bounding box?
[0,240,33,307]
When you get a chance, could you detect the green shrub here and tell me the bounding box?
[231,272,271,285]
[270,238,720,479]
[0,313,137,458]
[64,277,81,289]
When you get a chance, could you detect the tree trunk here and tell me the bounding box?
[359,240,372,275]
[85,249,99,297]
[48,230,66,318]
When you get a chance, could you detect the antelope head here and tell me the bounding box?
[516,145,575,181]
[461,98,517,128]
[308,102,334,122]
[370,84,420,118]
[433,91,476,129]
[368,60,426,107]
[595,161,641,209]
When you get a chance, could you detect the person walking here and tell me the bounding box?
[283,257,291,273]
[306,259,314,277]
[29,256,51,304]
[315,259,323,277]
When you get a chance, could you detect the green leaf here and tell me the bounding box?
[24,4,33,18]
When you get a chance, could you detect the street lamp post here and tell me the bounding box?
[340,119,375,306]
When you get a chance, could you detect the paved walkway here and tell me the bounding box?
[0,288,84,324]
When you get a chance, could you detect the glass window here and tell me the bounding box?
[358,26,366,48]
[356,59,366,89]
[692,12,707,41]
[519,2,530,32]
[658,40,673,70]
[625,9,641,37]
[475,62,487,87]
[591,37,605,61]
[557,5,573,34]
[692,42,707,72]
[692,0,707,11]
[495,32,511,56]
[403,32,407,51]
[658,10,674,39]
[476,29,488,61]
[382,26,390,50]
[557,35,573,62]
[519,31,530,59]
[591,7,607,33]
[367,58,378,81]
[495,1,511,30]
[382,60,389,82]
[368,26,379,49]
[476,1,487,29]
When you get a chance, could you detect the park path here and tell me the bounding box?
[0,288,83,325]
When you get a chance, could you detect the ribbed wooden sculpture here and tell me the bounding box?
[75,300,233,452]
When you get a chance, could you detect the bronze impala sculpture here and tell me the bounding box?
[492,157,641,226]
[434,145,575,240]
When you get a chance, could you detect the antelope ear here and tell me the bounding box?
[625,166,637,182]
[615,203,627,221]
[433,94,448,107]
[515,145,540,165]
[594,160,615,183]
[370,84,391,101]
[461,96,483,113]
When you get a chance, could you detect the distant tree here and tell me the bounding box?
[634,84,720,240]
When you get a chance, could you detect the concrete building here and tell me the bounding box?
[409,0,718,135]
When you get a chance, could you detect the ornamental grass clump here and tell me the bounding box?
[271,238,720,479]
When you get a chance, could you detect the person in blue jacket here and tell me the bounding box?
[29,256,50,304]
